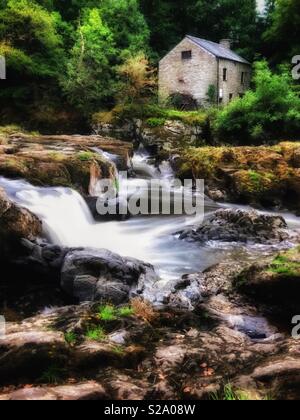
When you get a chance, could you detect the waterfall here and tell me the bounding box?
[0,152,224,281]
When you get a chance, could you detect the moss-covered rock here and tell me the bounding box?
[234,246,300,318]
[0,132,132,194]
[175,142,300,211]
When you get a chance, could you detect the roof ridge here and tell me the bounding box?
[186,35,250,65]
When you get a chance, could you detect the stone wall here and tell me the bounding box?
[159,38,217,106]
[218,58,251,104]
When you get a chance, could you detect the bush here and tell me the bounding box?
[215,61,300,142]
[93,103,208,127]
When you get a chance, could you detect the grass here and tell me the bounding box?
[211,384,270,401]
[85,326,106,341]
[118,306,135,318]
[93,103,208,127]
[97,304,135,321]
[111,345,125,355]
[97,305,117,322]
[64,331,77,345]
[268,254,300,277]
[39,366,66,385]
[146,117,166,127]
[77,151,95,161]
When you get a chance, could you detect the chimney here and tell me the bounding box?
[219,39,231,50]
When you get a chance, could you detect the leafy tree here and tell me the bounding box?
[215,61,300,142]
[0,0,66,117]
[116,53,156,105]
[264,0,300,63]
[99,0,150,58]
[61,8,116,114]
[141,0,259,60]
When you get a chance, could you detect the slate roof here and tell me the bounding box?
[186,35,250,65]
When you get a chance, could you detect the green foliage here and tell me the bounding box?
[146,118,166,127]
[77,151,94,161]
[98,0,150,58]
[64,331,77,345]
[207,85,217,105]
[211,384,258,401]
[39,365,66,384]
[116,53,157,106]
[85,325,106,341]
[94,103,208,127]
[60,8,116,115]
[215,61,300,142]
[97,304,135,320]
[97,305,117,322]
[264,0,300,63]
[269,254,300,277]
[141,0,259,60]
[118,306,135,318]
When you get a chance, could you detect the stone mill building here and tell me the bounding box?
[159,35,252,106]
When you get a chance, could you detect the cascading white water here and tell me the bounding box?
[0,150,225,281]
[2,150,300,281]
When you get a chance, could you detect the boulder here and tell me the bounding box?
[177,208,297,245]
[234,246,300,318]
[61,248,160,303]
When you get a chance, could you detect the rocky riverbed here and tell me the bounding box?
[1,132,300,400]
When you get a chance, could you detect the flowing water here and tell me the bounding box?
[1,150,300,281]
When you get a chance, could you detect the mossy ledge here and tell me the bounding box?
[175,142,300,212]
[0,129,132,195]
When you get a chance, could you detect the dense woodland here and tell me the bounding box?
[0,0,299,139]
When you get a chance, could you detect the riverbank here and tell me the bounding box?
[1,128,300,400]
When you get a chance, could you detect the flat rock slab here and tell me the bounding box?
[0,381,107,400]
[0,331,69,380]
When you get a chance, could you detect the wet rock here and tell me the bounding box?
[0,331,69,381]
[0,381,107,401]
[0,188,42,243]
[177,209,297,245]
[61,248,160,303]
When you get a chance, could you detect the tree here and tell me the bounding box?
[187,0,258,60]
[99,0,150,59]
[116,53,156,105]
[0,0,66,115]
[141,0,259,61]
[61,8,116,114]
[264,0,300,63]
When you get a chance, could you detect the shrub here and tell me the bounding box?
[215,61,300,142]
[130,297,156,323]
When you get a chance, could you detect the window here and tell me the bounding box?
[181,50,192,60]
[223,68,228,81]
[241,72,246,84]
[229,93,233,101]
